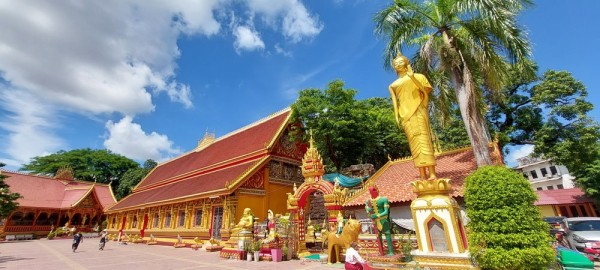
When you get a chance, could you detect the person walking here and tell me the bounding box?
[99,230,108,250]
[72,231,83,252]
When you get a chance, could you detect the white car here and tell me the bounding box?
[559,217,600,260]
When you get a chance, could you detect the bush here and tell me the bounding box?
[465,166,555,270]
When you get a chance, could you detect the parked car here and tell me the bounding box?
[544,216,566,236]
[559,217,600,261]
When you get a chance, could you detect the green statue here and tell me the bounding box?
[365,185,394,256]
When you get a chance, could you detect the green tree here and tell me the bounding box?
[430,107,471,150]
[291,80,410,171]
[116,159,157,200]
[530,71,600,180]
[488,67,600,198]
[487,60,541,150]
[375,0,532,167]
[0,163,21,219]
[20,148,140,189]
[576,154,600,200]
[465,166,555,269]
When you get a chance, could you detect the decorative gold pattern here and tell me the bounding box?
[411,178,451,196]
[301,131,325,181]
[241,169,265,189]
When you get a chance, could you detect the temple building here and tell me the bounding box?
[105,108,305,243]
[0,168,116,240]
[344,145,503,223]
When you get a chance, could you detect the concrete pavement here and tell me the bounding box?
[0,238,344,270]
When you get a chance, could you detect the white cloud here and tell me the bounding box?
[233,25,266,53]
[0,0,325,167]
[505,144,535,167]
[246,0,323,43]
[104,116,181,162]
[274,43,293,57]
[0,87,64,168]
[0,0,225,166]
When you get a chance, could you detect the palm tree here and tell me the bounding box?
[375,0,532,166]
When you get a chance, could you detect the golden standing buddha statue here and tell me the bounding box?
[388,53,436,180]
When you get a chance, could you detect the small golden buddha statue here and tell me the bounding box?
[230,208,254,237]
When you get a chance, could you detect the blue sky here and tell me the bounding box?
[0,0,598,170]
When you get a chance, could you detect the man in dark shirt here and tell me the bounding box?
[72,232,83,252]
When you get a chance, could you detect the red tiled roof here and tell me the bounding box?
[109,158,266,211]
[535,188,593,205]
[94,185,118,210]
[136,109,291,190]
[344,146,502,206]
[1,171,116,210]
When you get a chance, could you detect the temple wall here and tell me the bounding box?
[538,205,555,217]
[266,182,293,216]
[236,194,266,222]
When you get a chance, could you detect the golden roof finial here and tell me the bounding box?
[301,129,325,180]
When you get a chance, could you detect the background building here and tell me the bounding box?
[0,168,116,239]
[513,156,575,191]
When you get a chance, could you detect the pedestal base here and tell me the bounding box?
[367,254,405,269]
[220,247,245,259]
[412,251,478,270]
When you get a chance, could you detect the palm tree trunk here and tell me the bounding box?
[452,69,492,167]
[442,31,492,166]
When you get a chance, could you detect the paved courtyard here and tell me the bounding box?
[0,238,343,270]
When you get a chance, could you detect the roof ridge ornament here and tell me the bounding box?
[301,130,324,183]
[54,166,74,181]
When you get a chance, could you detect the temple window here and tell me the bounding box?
[557,184,564,189]
[71,213,82,225]
[36,212,50,225]
[536,187,543,191]
[22,212,35,226]
[60,214,69,227]
[132,216,138,229]
[153,213,159,228]
[165,213,172,227]
[194,209,203,227]
[550,166,558,175]
[48,213,59,226]
[178,211,185,227]
[541,168,548,177]
[111,217,117,229]
[547,186,554,190]
[8,212,24,226]
[91,215,98,226]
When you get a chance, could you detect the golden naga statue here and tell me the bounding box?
[388,53,436,180]
[230,208,254,237]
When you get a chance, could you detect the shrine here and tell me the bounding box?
[105,108,306,245]
[0,168,116,239]
[286,132,350,257]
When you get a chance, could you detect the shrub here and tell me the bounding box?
[465,166,555,270]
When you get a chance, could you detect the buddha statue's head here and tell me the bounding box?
[392,54,409,75]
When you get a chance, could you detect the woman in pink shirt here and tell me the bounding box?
[345,242,367,270]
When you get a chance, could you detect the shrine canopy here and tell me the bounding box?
[344,145,503,207]
[1,170,117,211]
[322,173,365,188]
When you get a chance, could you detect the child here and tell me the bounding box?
[72,231,83,252]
